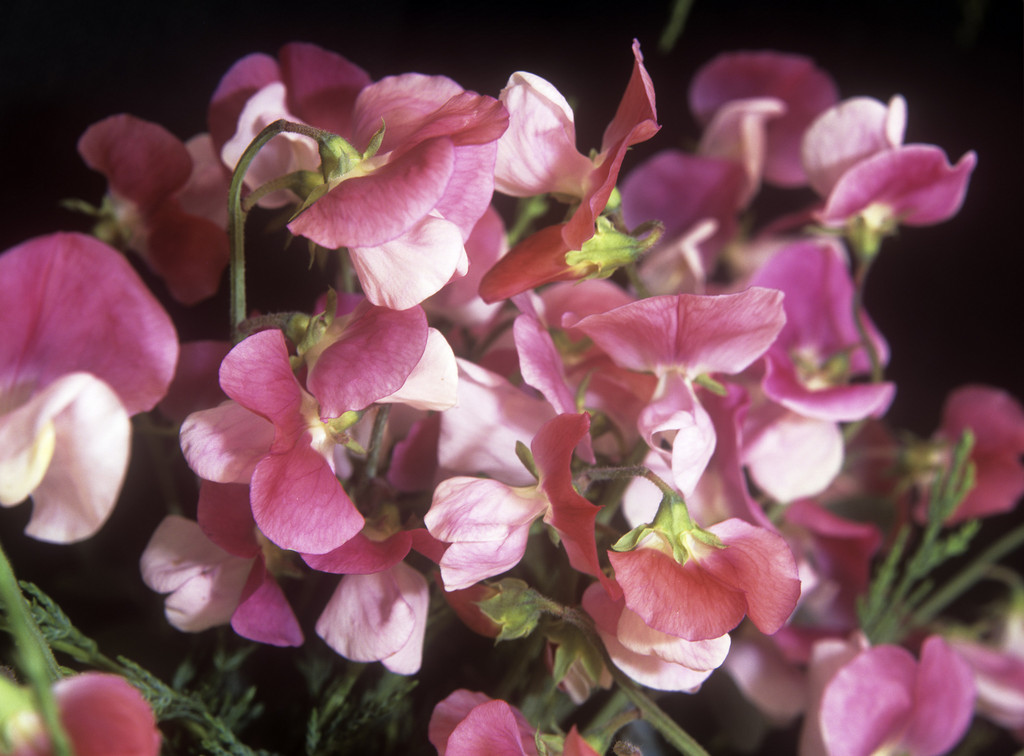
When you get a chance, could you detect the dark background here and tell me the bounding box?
[0,0,1021,753]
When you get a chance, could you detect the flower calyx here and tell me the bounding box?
[611,490,723,565]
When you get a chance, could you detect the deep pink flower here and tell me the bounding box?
[7,673,161,756]
[815,636,975,756]
[0,233,177,543]
[78,114,230,304]
[609,518,801,641]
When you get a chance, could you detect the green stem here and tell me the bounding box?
[851,253,884,384]
[911,522,1024,628]
[227,119,330,341]
[0,542,72,756]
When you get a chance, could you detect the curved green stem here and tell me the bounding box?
[0,542,72,756]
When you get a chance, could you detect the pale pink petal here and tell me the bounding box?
[51,673,161,756]
[378,328,458,411]
[178,134,231,228]
[494,71,593,197]
[0,373,129,543]
[208,51,281,152]
[902,636,975,756]
[802,96,907,196]
[744,407,844,502]
[723,627,807,724]
[140,515,251,632]
[638,375,717,497]
[799,635,868,756]
[315,563,429,674]
[349,215,468,310]
[615,605,731,671]
[818,144,977,228]
[180,401,274,484]
[0,233,178,415]
[288,137,456,248]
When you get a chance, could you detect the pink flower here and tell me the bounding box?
[6,673,161,756]
[609,517,801,641]
[427,413,609,592]
[570,287,786,495]
[480,40,658,301]
[315,561,429,674]
[689,51,839,187]
[813,636,975,756]
[429,690,537,756]
[78,114,230,304]
[0,233,177,543]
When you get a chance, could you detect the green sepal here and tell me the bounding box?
[564,216,641,280]
[362,119,386,160]
[319,134,362,182]
[693,373,727,396]
[476,578,560,642]
[516,440,540,481]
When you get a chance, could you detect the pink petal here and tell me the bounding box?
[307,302,428,416]
[302,531,413,574]
[638,374,717,496]
[52,673,161,756]
[818,144,977,227]
[231,561,304,647]
[208,51,281,152]
[351,73,467,151]
[600,39,659,156]
[348,215,469,310]
[433,141,501,241]
[443,700,533,756]
[315,563,429,674]
[902,636,976,756]
[78,114,191,212]
[494,71,594,197]
[744,407,844,502]
[0,373,129,543]
[277,41,371,136]
[144,202,229,305]
[802,96,907,196]
[0,233,178,415]
[180,401,275,484]
[430,690,493,755]
[570,288,785,377]
[196,480,259,557]
[288,136,456,248]
[478,222,576,303]
[378,328,458,411]
[157,340,231,423]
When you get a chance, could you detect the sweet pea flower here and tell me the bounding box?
[570,287,786,496]
[1,672,161,756]
[429,690,537,756]
[140,481,303,647]
[609,513,801,642]
[811,636,975,756]
[78,114,230,304]
[315,561,429,674]
[0,233,177,543]
[689,51,839,187]
[427,413,610,592]
[480,40,658,301]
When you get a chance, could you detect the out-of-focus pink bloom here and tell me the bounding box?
[78,114,229,304]
[480,40,658,301]
[689,51,838,187]
[316,562,429,674]
[429,690,537,756]
[140,481,303,647]
[723,625,807,725]
[924,384,1024,524]
[609,517,801,641]
[802,95,907,197]
[6,673,161,756]
[812,636,975,756]
[584,582,730,692]
[0,233,177,543]
[571,287,786,495]
[427,413,610,592]
[157,340,231,423]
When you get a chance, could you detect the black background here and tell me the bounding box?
[0,0,1021,753]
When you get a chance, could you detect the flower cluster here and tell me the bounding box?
[0,32,1020,756]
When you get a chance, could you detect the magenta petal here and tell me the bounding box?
[250,439,363,554]
[53,673,162,756]
[0,233,178,415]
[78,114,191,212]
[308,303,428,416]
[763,354,895,421]
[218,330,304,423]
[302,531,413,574]
[444,700,533,756]
[819,144,977,227]
[288,136,456,248]
[902,637,975,756]
[208,51,281,151]
[231,562,304,647]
